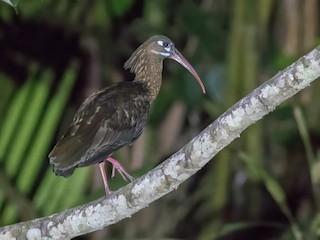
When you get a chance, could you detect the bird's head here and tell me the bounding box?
[125,35,206,94]
[146,35,175,58]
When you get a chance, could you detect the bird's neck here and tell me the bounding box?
[124,45,165,103]
[134,56,164,103]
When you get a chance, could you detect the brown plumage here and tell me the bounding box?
[49,35,205,196]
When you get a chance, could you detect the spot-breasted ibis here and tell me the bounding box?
[49,35,206,196]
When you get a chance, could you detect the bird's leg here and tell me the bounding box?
[99,161,111,196]
[106,157,134,182]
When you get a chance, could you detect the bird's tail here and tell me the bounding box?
[48,135,88,178]
[52,165,76,178]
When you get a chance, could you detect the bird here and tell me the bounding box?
[49,35,206,196]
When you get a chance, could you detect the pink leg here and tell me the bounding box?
[99,161,111,196]
[106,157,134,182]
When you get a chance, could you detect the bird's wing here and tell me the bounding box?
[49,84,147,172]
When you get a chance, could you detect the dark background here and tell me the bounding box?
[0,0,320,239]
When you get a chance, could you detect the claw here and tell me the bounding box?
[98,158,134,196]
[107,157,134,182]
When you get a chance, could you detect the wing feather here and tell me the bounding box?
[49,82,150,177]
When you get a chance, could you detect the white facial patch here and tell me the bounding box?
[157,40,164,46]
[160,52,170,57]
[150,49,170,57]
[164,46,171,52]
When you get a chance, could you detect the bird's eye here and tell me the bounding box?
[163,42,169,48]
[155,40,171,56]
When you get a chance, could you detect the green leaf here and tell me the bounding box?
[2,0,19,13]
[1,0,18,7]
[0,66,37,160]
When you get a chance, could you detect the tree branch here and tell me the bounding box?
[1,46,320,239]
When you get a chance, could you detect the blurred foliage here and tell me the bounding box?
[1,0,18,8]
[0,0,320,240]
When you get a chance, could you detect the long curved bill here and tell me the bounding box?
[170,48,206,94]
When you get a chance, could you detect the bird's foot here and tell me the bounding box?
[106,157,134,182]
